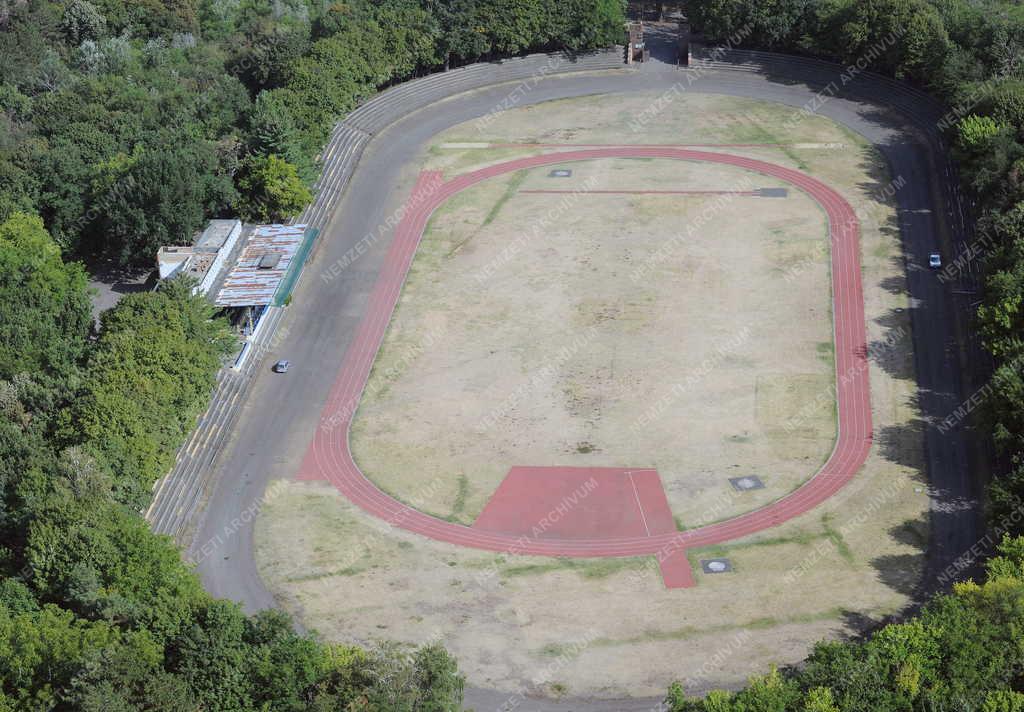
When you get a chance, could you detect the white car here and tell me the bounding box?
[272,359,290,373]
[929,253,942,269]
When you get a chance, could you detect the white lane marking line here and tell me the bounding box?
[628,472,652,537]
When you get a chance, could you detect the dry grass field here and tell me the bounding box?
[349,156,833,527]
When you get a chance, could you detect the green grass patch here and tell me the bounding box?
[816,341,835,366]
[687,529,822,558]
[538,643,574,658]
[548,682,568,697]
[726,114,809,169]
[501,556,648,580]
[450,474,470,520]
[285,565,365,582]
[821,513,855,563]
[482,169,527,227]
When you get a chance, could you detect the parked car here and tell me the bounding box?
[272,359,290,373]
[929,253,942,269]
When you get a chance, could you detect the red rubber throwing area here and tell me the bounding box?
[473,467,676,540]
[297,148,872,588]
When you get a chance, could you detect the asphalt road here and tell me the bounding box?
[189,52,981,710]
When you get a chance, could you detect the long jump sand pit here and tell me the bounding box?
[348,155,836,528]
[257,92,929,697]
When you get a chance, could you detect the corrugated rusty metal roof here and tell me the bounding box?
[214,224,307,307]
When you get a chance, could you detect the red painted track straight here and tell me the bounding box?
[299,148,871,560]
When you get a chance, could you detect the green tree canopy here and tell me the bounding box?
[0,213,91,381]
[64,279,233,506]
[235,153,312,223]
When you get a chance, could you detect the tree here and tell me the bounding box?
[246,89,313,180]
[245,609,331,710]
[68,644,196,712]
[481,0,546,55]
[985,535,1024,580]
[803,687,839,712]
[982,690,1024,712]
[977,203,1024,359]
[25,499,207,643]
[165,600,254,711]
[0,603,123,708]
[685,0,817,52]
[0,213,91,381]
[65,279,233,505]
[88,136,237,265]
[833,0,951,83]
[62,0,108,45]
[374,1,442,77]
[229,24,311,95]
[958,114,1004,149]
[235,153,312,223]
[0,156,38,224]
[976,80,1024,140]
[424,0,491,68]
[362,641,465,711]
[989,464,1024,537]
[552,0,626,51]
[410,643,465,711]
[281,23,389,146]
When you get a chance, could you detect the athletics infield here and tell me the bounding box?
[296,146,872,588]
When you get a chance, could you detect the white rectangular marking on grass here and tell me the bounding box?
[439,142,492,149]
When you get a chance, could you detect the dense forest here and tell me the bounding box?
[0,0,623,709]
[664,0,1024,709]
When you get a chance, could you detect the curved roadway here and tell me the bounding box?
[190,52,980,710]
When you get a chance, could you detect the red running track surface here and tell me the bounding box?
[472,467,676,540]
[297,148,872,585]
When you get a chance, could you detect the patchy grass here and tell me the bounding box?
[688,529,824,561]
[548,682,568,698]
[449,474,470,522]
[483,169,527,226]
[816,341,834,363]
[822,513,855,564]
[591,608,846,648]
[500,556,648,580]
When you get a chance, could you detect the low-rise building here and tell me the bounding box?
[157,220,310,338]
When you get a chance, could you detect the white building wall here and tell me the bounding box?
[195,220,242,295]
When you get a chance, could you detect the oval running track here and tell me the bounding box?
[298,146,872,558]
